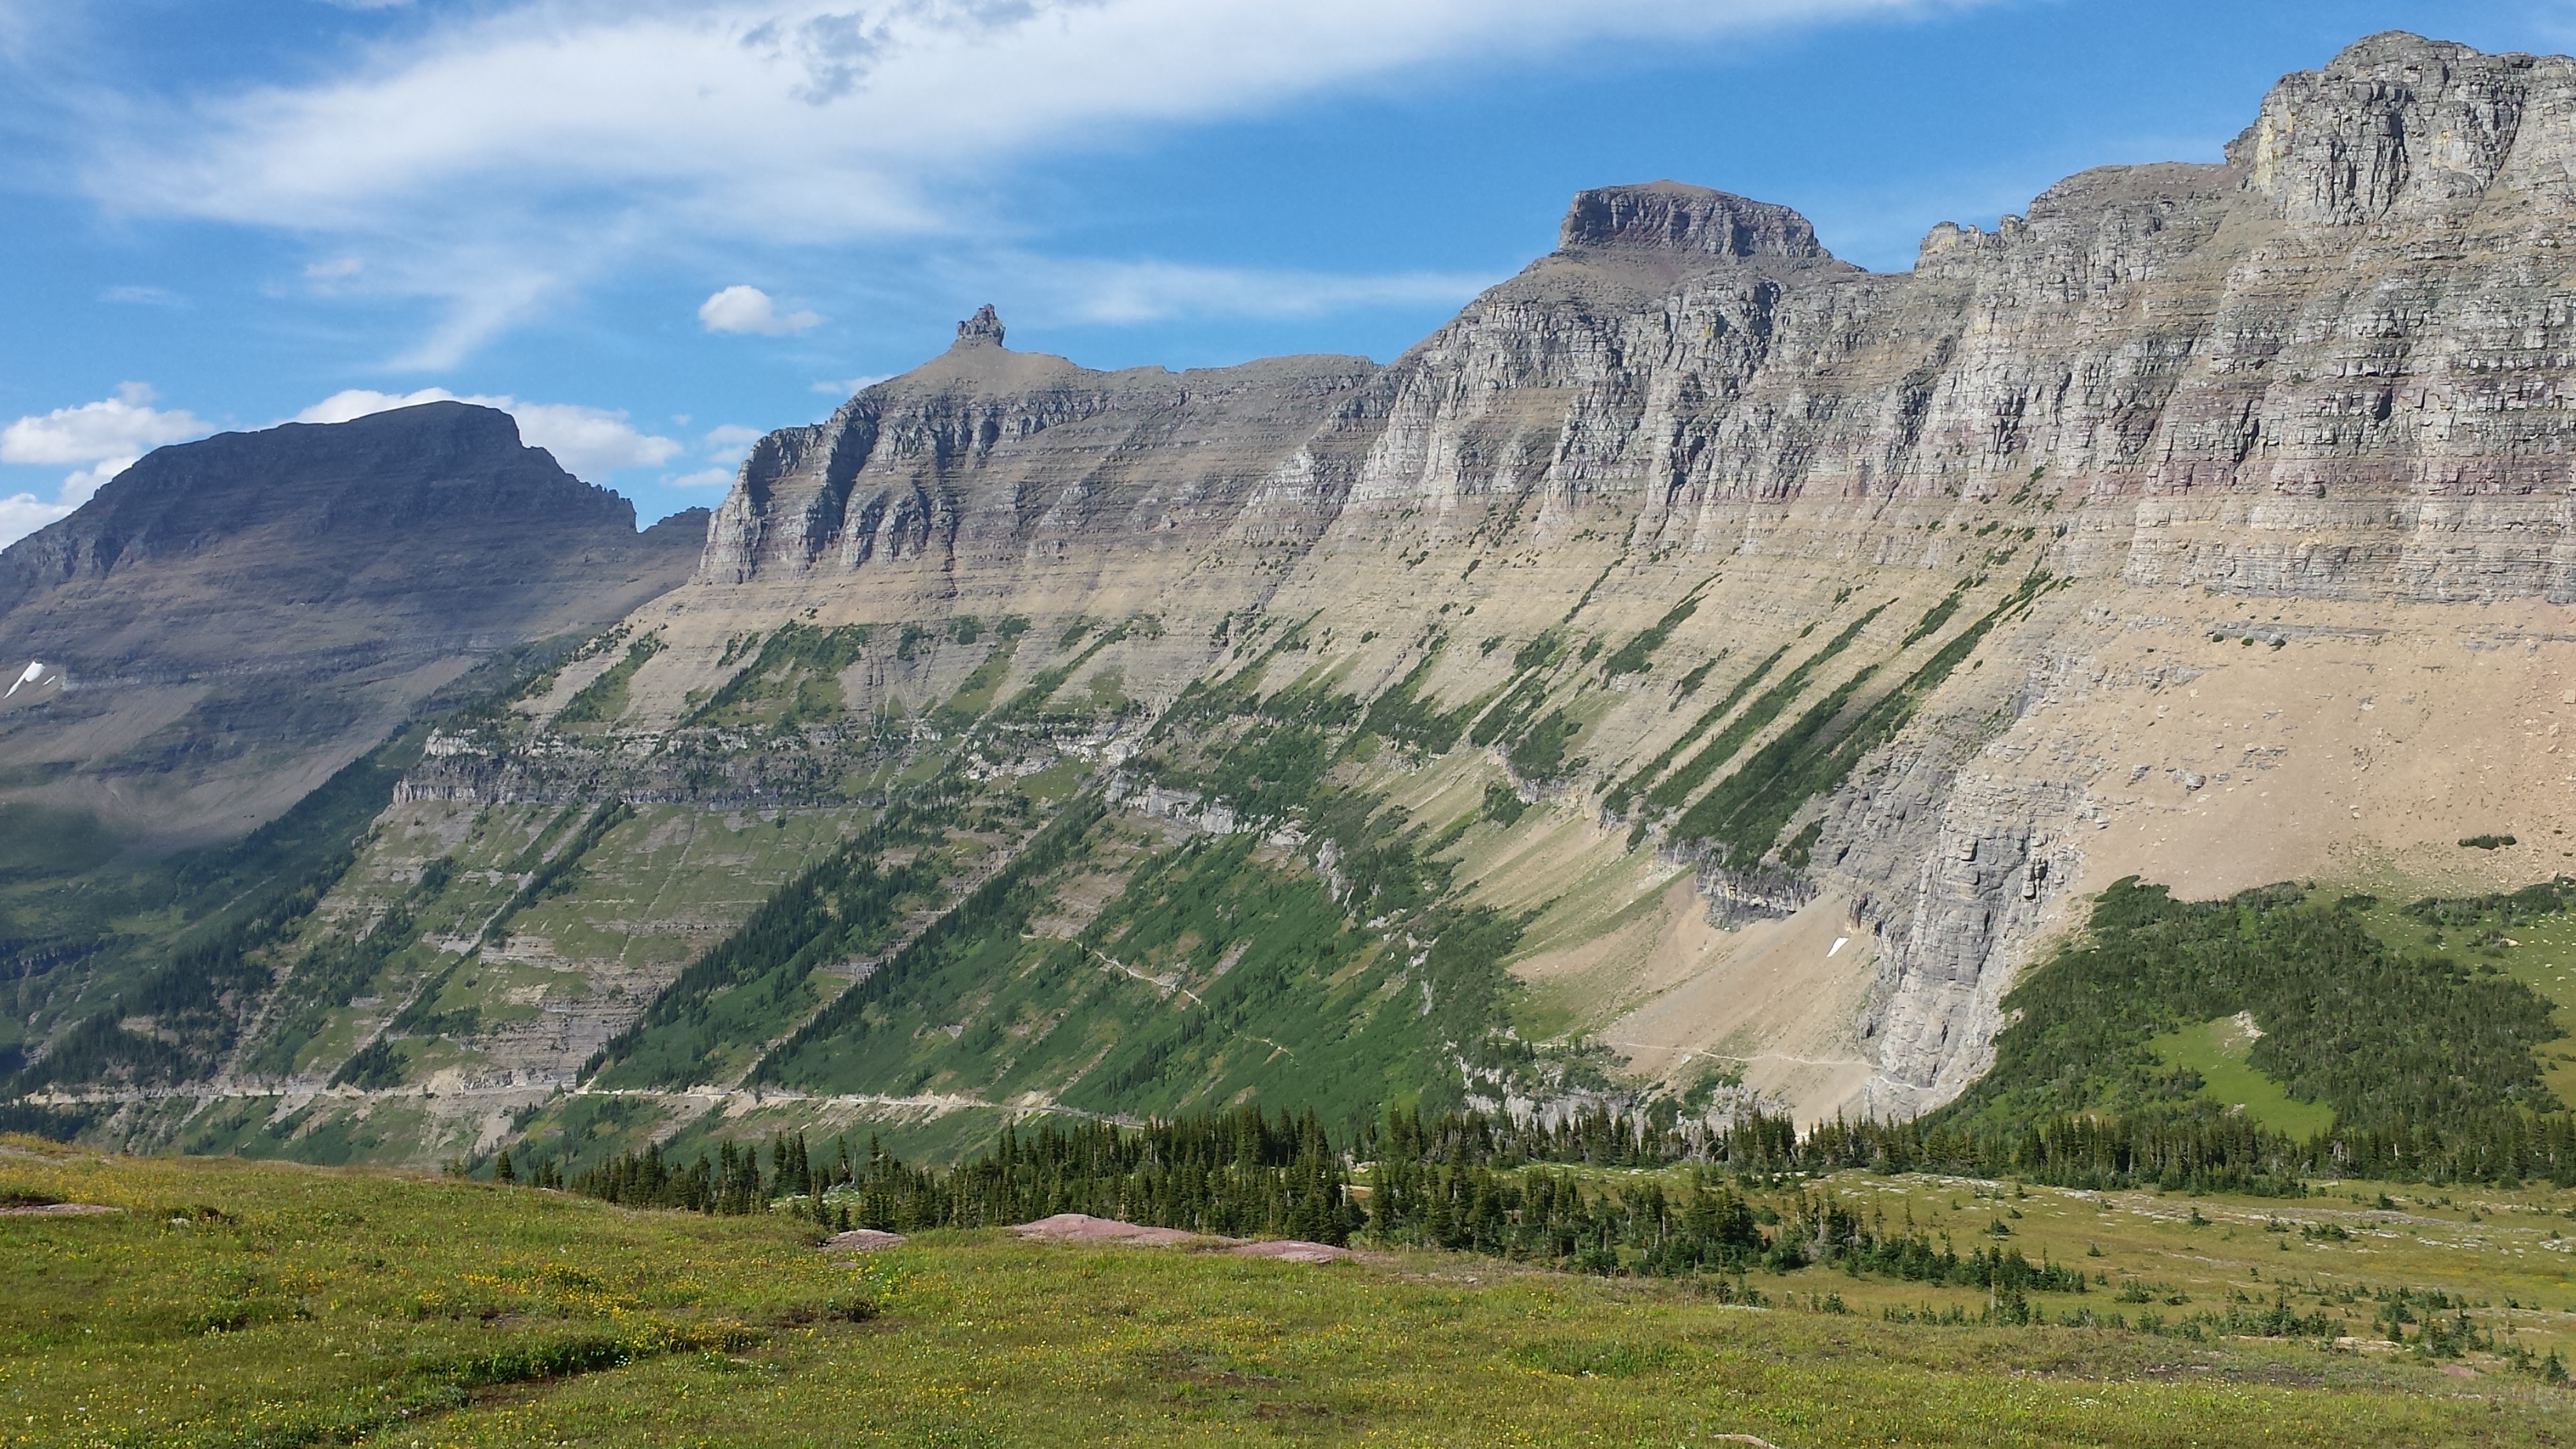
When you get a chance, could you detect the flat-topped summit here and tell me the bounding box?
[1557,181,1828,260]
[0,401,702,841]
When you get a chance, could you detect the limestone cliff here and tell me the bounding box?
[621,31,2576,1118]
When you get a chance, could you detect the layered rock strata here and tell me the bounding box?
[45,32,2576,1144]
[585,32,2576,1118]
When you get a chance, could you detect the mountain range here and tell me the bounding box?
[6,31,2576,1174]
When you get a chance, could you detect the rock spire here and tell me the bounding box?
[953,304,1005,349]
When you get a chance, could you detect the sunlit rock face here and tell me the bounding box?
[639,32,2576,1118]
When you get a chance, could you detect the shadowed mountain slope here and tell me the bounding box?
[0,401,705,844]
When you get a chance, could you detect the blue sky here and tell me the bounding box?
[6,0,2576,542]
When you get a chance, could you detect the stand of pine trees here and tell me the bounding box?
[571,1108,1361,1245]
[556,1089,2576,1275]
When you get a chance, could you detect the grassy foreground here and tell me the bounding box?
[4,1138,2573,1447]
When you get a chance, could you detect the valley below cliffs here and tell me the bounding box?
[13,31,2576,1176]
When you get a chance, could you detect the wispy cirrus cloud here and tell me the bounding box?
[80,0,1974,362]
[994,254,1496,325]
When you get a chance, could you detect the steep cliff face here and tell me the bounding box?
[632,30,2576,1118]
[33,33,2576,1164]
[0,402,704,842]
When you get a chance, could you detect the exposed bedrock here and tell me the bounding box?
[576,32,2576,1114]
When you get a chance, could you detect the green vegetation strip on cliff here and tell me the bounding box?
[1641,603,1889,815]
[1604,642,1790,815]
[585,803,954,1089]
[1598,579,1711,680]
[553,631,661,726]
[1668,575,2046,862]
[685,622,873,728]
[752,794,1110,1088]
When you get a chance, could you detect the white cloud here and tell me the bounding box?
[0,381,697,549]
[101,284,182,305]
[53,458,137,506]
[116,2,1944,234]
[1,383,206,468]
[0,384,211,541]
[294,387,683,477]
[292,386,457,425]
[661,421,769,490]
[0,492,77,548]
[83,0,1967,359]
[387,262,565,369]
[699,284,821,335]
[515,401,686,473]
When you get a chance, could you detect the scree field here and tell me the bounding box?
[6,1137,2575,1447]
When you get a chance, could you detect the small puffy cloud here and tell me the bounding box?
[0,384,211,537]
[294,386,457,425]
[1,383,206,468]
[699,284,821,335]
[102,285,182,305]
[294,387,681,478]
[513,401,685,474]
[702,423,765,455]
[304,256,362,280]
[665,467,739,489]
[54,459,136,506]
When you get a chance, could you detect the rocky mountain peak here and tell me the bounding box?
[1556,181,1827,260]
[2233,29,2554,225]
[953,304,1006,350]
